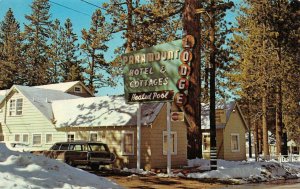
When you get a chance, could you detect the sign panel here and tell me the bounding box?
[123,40,183,103]
[171,112,185,122]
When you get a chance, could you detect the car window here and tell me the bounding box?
[74,144,83,151]
[89,144,109,152]
[59,144,69,150]
[51,143,60,150]
[68,144,75,150]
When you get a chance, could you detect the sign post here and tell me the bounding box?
[137,103,141,170]
[167,102,171,176]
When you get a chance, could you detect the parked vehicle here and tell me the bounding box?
[32,141,116,170]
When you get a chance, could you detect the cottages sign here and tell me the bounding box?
[123,37,194,104]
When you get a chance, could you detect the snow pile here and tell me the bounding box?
[187,158,210,171]
[0,142,122,189]
[122,167,155,175]
[186,158,300,183]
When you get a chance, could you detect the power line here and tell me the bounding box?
[80,0,107,12]
[49,0,90,17]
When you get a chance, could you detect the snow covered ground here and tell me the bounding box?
[186,158,300,183]
[122,158,300,184]
[3,139,298,188]
[0,142,122,189]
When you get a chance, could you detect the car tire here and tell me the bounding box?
[90,164,99,171]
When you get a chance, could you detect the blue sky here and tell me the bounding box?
[0,0,124,95]
[0,0,98,34]
[0,0,239,96]
[0,0,122,62]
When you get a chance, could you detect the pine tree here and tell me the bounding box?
[80,9,114,93]
[0,8,23,89]
[182,0,202,159]
[200,0,234,103]
[230,0,276,159]
[230,0,300,158]
[23,0,52,86]
[60,18,83,82]
[48,19,62,83]
[103,0,182,53]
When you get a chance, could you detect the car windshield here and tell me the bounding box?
[88,143,109,152]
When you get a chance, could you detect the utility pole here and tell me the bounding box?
[182,0,202,159]
[209,0,217,170]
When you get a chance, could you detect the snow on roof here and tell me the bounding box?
[0,90,8,102]
[0,142,122,189]
[15,85,81,121]
[0,90,8,96]
[33,81,80,92]
[52,96,164,128]
[201,102,236,130]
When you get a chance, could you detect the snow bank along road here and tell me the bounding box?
[0,142,122,189]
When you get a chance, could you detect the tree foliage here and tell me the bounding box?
[60,19,83,82]
[230,0,300,156]
[23,0,52,86]
[80,9,114,93]
[0,9,23,89]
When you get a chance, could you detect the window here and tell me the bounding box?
[67,133,75,141]
[163,131,177,155]
[16,99,23,115]
[22,134,29,143]
[74,86,82,93]
[122,131,134,155]
[69,144,84,151]
[203,133,210,152]
[14,134,21,142]
[9,98,23,116]
[32,134,42,146]
[9,99,16,116]
[231,133,240,152]
[45,134,53,144]
[60,144,69,150]
[90,132,98,142]
[51,143,60,150]
[89,144,108,152]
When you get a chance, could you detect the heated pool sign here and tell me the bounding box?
[123,36,194,104]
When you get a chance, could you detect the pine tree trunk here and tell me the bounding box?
[204,59,209,103]
[282,129,288,155]
[258,126,262,155]
[183,0,202,159]
[275,83,282,156]
[254,120,259,161]
[262,94,269,159]
[125,0,133,53]
[248,102,252,158]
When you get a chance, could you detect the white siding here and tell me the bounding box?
[1,91,66,150]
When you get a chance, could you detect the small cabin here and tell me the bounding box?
[52,96,188,170]
[201,102,248,161]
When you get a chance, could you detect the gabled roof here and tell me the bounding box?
[34,81,94,96]
[201,102,248,130]
[52,96,164,127]
[0,85,81,121]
